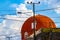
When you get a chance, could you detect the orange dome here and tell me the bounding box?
[21,15,56,40]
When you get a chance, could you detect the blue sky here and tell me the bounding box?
[0,0,60,17]
[0,0,60,25]
[0,0,24,16]
[0,0,60,40]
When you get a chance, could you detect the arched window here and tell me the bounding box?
[31,21,37,29]
[24,32,28,39]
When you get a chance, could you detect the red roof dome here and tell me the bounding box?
[21,15,56,40]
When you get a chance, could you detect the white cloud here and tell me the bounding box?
[16,4,27,12]
[0,20,6,32]
[0,3,33,34]
[16,3,33,18]
[54,5,60,14]
[56,23,60,28]
[0,20,6,27]
[0,15,23,40]
[25,0,60,14]
[0,10,33,39]
[10,0,60,14]
[43,0,60,14]
[4,15,24,31]
[10,4,18,8]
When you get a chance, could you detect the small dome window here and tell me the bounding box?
[31,21,37,29]
[24,32,28,39]
[17,12,22,14]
